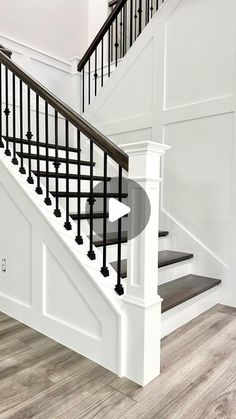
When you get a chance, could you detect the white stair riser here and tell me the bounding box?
[161,287,220,338]
[158,236,169,251]
[158,260,192,285]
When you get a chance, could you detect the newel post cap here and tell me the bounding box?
[70,56,81,74]
[120,140,171,156]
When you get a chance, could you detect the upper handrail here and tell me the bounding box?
[0,51,128,171]
[109,0,118,7]
[77,0,127,72]
[0,45,12,59]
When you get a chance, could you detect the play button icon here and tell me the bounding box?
[85,176,150,240]
[109,198,131,223]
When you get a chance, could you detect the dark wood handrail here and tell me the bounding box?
[109,0,118,7]
[0,45,12,59]
[0,51,128,171]
[77,0,127,72]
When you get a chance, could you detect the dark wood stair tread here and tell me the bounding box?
[5,137,79,153]
[50,191,128,198]
[92,230,169,246]
[159,250,193,268]
[33,171,111,182]
[71,212,109,220]
[110,250,193,278]
[17,152,94,166]
[159,275,221,313]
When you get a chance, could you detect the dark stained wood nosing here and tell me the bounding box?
[6,136,79,153]
[110,250,194,278]
[16,152,94,166]
[92,230,169,246]
[33,171,111,182]
[159,275,221,313]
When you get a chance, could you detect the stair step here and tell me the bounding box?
[159,275,221,313]
[17,152,94,166]
[71,212,109,220]
[158,250,193,268]
[92,230,169,246]
[50,192,128,198]
[33,171,111,182]
[5,137,78,153]
[110,250,194,278]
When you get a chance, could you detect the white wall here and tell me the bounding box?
[0,0,109,61]
[88,0,109,44]
[84,0,236,308]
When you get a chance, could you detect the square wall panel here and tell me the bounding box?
[163,112,233,265]
[164,0,236,109]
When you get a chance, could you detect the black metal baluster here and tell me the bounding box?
[156,0,158,11]
[130,0,133,47]
[82,67,85,113]
[64,120,71,230]
[123,2,127,57]
[87,140,96,260]
[108,28,111,77]
[88,58,91,105]
[115,166,124,295]
[134,0,137,40]
[94,49,98,96]
[26,87,33,184]
[115,17,118,67]
[35,94,42,194]
[101,153,109,277]
[4,67,11,156]
[101,38,104,87]
[44,102,51,204]
[111,20,114,62]
[150,0,154,17]
[138,0,142,35]
[19,80,25,174]
[120,10,123,59]
[12,73,18,165]
[53,110,61,216]
[75,129,83,245]
[0,63,3,148]
[146,0,150,24]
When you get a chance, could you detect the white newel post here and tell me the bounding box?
[120,141,170,386]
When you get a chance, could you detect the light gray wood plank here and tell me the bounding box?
[1,304,236,419]
[110,309,235,401]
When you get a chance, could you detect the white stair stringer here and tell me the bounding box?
[0,148,125,377]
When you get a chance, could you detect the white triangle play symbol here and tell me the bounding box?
[109,198,131,222]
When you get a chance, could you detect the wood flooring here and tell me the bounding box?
[0,304,236,418]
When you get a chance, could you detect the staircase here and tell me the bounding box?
[78,0,167,112]
[0,0,224,387]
